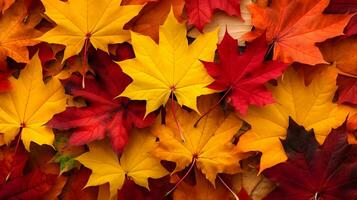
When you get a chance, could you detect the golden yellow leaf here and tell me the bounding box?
[76,129,168,200]
[0,0,42,63]
[151,96,246,185]
[237,66,350,172]
[0,53,66,150]
[118,10,218,116]
[39,0,143,61]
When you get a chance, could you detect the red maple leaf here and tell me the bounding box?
[117,177,172,200]
[0,142,59,200]
[0,142,28,183]
[186,0,242,31]
[337,75,357,105]
[48,48,156,152]
[263,118,357,200]
[0,61,12,92]
[325,0,357,37]
[203,32,288,114]
[0,169,57,199]
[61,167,98,200]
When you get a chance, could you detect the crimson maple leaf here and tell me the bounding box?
[337,75,357,105]
[263,118,357,200]
[203,32,288,114]
[48,48,156,153]
[0,61,12,92]
[117,177,172,200]
[0,142,28,183]
[325,0,357,37]
[186,0,241,31]
[0,169,58,199]
[0,142,60,199]
[61,167,98,200]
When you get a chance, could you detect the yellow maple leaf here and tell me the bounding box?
[151,96,246,185]
[237,66,351,172]
[38,0,143,61]
[76,129,168,200]
[118,10,218,116]
[0,53,66,150]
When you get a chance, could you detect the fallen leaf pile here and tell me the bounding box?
[0,0,357,199]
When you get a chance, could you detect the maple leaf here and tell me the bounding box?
[244,0,353,65]
[325,0,357,37]
[185,0,242,31]
[61,167,98,200]
[124,0,185,41]
[188,0,253,46]
[76,129,168,200]
[118,10,218,115]
[38,43,81,80]
[38,0,143,61]
[0,53,66,150]
[237,66,351,172]
[0,142,28,183]
[117,177,173,200]
[337,75,357,105]
[0,0,14,13]
[319,35,357,76]
[0,168,58,199]
[0,0,42,63]
[52,133,85,174]
[231,162,275,200]
[121,0,158,4]
[203,31,288,114]
[173,169,230,200]
[151,95,246,185]
[263,119,357,200]
[0,69,11,92]
[48,50,155,152]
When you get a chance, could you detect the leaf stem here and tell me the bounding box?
[5,127,23,182]
[81,34,91,88]
[165,158,196,197]
[171,91,185,142]
[194,87,232,127]
[218,175,239,200]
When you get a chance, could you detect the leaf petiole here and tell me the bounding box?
[164,158,196,197]
[194,87,232,127]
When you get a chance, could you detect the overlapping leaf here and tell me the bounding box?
[0,0,42,63]
[186,0,242,30]
[39,0,143,61]
[49,50,155,152]
[325,0,357,36]
[203,32,288,114]
[118,10,218,115]
[264,119,357,200]
[76,130,168,200]
[0,54,66,150]
[244,0,352,65]
[237,66,350,172]
[151,96,246,185]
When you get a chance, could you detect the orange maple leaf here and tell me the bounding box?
[0,0,14,14]
[124,0,184,41]
[244,0,353,65]
[0,0,42,63]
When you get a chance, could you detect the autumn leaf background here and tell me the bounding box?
[0,0,357,199]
